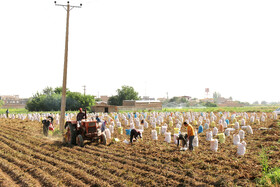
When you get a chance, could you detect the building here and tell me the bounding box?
[100,96,109,103]
[199,98,214,103]
[157,97,167,102]
[218,101,244,107]
[0,95,28,109]
[118,100,162,111]
[141,96,155,100]
[91,102,118,113]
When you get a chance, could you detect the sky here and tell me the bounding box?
[0,0,279,104]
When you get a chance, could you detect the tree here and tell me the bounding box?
[204,102,217,107]
[67,92,95,111]
[43,87,54,96]
[240,102,250,106]
[108,95,119,106]
[261,101,267,105]
[54,87,70,94]
[213,92,221,104]
[108,85,140,106]
[26,87,95,111]
[253,101,259,105]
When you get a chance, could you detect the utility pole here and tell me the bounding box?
[82,85,86,96]
[55,1,82,132]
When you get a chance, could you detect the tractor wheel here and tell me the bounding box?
[100,134,107,145]
[76,134,84,147]
[65,123,77,145]
[43,123,49,137]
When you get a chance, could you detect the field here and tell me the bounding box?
[0,112,279,186]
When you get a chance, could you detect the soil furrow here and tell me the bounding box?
[0,129,150,186]
[0,135,107,187]
[0,156,41,187]
[0,167,20,187]
[0,132,122,187]
[0,123,204,186]
[0,141,86,187]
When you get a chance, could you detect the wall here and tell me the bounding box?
[218,101,244,107]
[122,100,135,106]
[1,103,26,109]
[91,105,118,113]
[118,106,162,111]
[120,100,162,111]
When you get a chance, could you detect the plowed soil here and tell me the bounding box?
[0,113,279,187]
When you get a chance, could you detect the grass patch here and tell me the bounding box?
[162,106,278,113]
[0,108,28,114]
[257,148,280,185]
[260,148,269,173]
[258,167,280,186]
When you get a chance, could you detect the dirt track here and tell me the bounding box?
[0,114,279,186]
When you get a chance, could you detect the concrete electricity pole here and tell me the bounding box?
[82,85,86,96]
[55,1,82,132]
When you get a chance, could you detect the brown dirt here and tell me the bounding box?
[0,113,279,186]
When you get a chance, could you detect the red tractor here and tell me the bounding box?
[64,112,106,147]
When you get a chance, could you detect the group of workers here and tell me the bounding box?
[42,108,195,151]
[76,108,195,150]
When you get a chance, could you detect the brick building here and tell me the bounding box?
[218,101,244,107]
[118,100,162,111]
[91,102,118,113]
[0,95,28,109]
[100,96,109,103]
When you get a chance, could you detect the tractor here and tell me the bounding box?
[64,110,106,147]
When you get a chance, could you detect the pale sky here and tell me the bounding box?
[0,0,279,103]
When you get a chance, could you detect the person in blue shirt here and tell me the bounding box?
[96,115,101,123]
[101,120,107,132]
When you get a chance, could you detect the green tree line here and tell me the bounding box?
[108,85,140,106]
[25,87,95,111]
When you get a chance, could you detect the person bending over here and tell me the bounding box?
[130,129,142,144]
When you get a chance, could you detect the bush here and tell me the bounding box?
[204,102,217,107]
[25,87,95,112]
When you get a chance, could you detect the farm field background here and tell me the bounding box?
[0,108,279,186]
[0,106,278,114]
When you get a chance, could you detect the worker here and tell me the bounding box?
[101,120,106,132]
[96,115,101,123]
[183,122,195,151]
[177,133,187,147]
[42,116,54,136]
[47,116,54,123]
[6,109,9,118]
[130,129,142,144]
[76,108,86,121]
